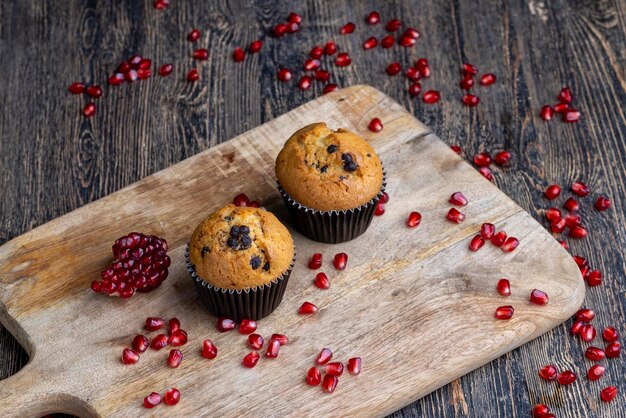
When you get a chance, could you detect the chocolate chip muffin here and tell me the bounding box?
[275,122,385,243]
[186,204,295,320]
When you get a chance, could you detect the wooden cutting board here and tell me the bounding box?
[0,85,584,418]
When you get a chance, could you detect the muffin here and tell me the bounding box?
[275,122,385,243]
[186,204,295,321]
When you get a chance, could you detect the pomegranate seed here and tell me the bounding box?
[404,27,420,39]
[143,392,161,408]
[530,289,548,305]
[545,207,561,222]
[423,90,440,104]
[405,67,422,81]
[150,334,168,350]
[277,68,293,82]
[495,306,514,320]
[386,62,402,76]
[136,68,151,80]
[245,334,263,350]
[478,167,493,180]
[576,308,595,322]
[303,59,320,71]
[146,317,165,331]
[478,223,495,240]
[298,76,313,91]
[309,46,324,60]
[85,85,102,99]
[163,388,180,406]
[605,341,621,358]
[533,404,550,417]
[216,317,236,332]
[587,270,602,286]
[462,63,478,76]
[551,218,566,233]
[286,22,300,33]
[494,151,512,166]
[266,338,281,358]
[340,22,355,35]
[407,83,422,97]
[68,82,85,94]
[473,152,492,167]
[83,102,96,118]
[538,365,557,381]
[581,324,597,342]
[459,76,474,90]
[588,364,605,381]
[315,348,333,365]
[501,237,519,252]
[187,29,200,42]
[570,181,589,197]
[187,69,199,82]
[315,272,330,289]
[416,63,430,78]
[201,339,218,359]
[564,214,580,229]
[125,69,139,82]
[121,348,140,364]
[366,11,380,25]
[407,211,422,228]
[273,23,287,37]
[563,109,581,122]
[479,73,496,86]
[348,357,362,375]
[585,346,606,361]
[601,386,618,402]
[322,374,338,393]
[571,320,584,335]
[242,351,260,368]
[107,73,124,85]
[545,185,561,200]
[603,327,619,342]
[554,102,569,114]
[380,35,395,48]
[558,239,568,249]
[497,279,511,296]
[333,253,348,270]
[363,37,378,50]
[569,225,587,239]
[323,83,339,94]
[386,19,401,32]
[192,48,209,61]
[446,208,465,223]
[450,144,462,154]
[168,318,181,334]
[308,253,322,269]
[299,301,318,314]
[563,197,579,212]
[540,105,555,121]
[449,192,468,206]
[238,319,257,334]
[380,192,389,203]
[335,52,352,67]
[248,40,262,54]
[138,58,151,70]
[469,235,485,251]
[167,349,183,368]
[374,202,384,216]
[158,64,173,76]
[232,47,245,62]
[307,367,322,385]
[462,94,480,107]
[368,118,383,132]
[324,362,344,376]
[288,12,301,23]
[594,196,611,211]
[491,231,507,247]
[132,335,149,353]
[314,69,330,82]
[558,87,573,104]
[556,370,576,385]
[153,0,170,10]
[324,41,337,55]
[573,255,589,268]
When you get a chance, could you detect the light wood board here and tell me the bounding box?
[0,85,584,417]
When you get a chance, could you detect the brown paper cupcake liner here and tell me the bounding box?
[186,246,296,322]
[277,169,386,244]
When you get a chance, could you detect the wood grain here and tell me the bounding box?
[0,1,625,417]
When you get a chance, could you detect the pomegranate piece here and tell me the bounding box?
[187,69,199,82]
[150,334,168,350]
[323,83,339,94]
[163,388,180,405]
[586,270,602,286]
[416,59,430,77]
[381,192,389,203]
[462,63,478,76]
[315,272,330,289]
[405,67,421,81]
[479,73,496,86]
[545,207,561,222]
[449,192,468,206]
[303,58,320,71]
[478,167,493,180]
[324,41,337,55]
[307,367,322,385]
[544,184,561,200]
[594,196,611,211]
[273,23,287,37]
[108,73,125,85]
[404,27,420,40]
[601,386,618,402]
[407,211,422,228]
[277,68,293,82]
[386,62,402,76]
[202,339,218,359]
[248,40,262,54]
[324,361,344,376]
[494,151,512,166]
[132,335,149,353]
[288,12,302,24]
[315,348,333,365]
[459,76,474,90]
[530,289,549,305]
[216,317,236,332]
[266,338,281,358]
[239,319,257,334]
[143,392,161,408]
[539,365,557,381]
[408,82,422,97]
[146,317,165,331]
[298,76,312,91]
[248,334,264,350]
[314,69,330,82]
[423,90,440,104]
[242,351,260,368]
[86,85,103,99]
[446,208,466,223]
[571,320,584,335]
[380,35,395,48]
[167,349,183,368]
[158,64,173,76]
[386,19,401,32]
[563,197,579,212]
[68,82,85,94]
[125,69,138,82]
[187,28,200,42]
[153,0,170,10]
[576,308,595,322]
[333,253,348,270]
[587,364,605,381]
[462,94,480,107]
[286,21,300,33]
[366,11,380,25]
[565,212,582,227]
[83,102,96,118]
[540,105,555,121]
[335,52,351,67]
[563,109,581,122]
[605,341,621,358]
[581,324,597,342]
[585,346,606,361]
[554,102,569,114]
[501,237,519,252]
[368,118,383,132]
[121,348,140,364]
[310,46,324,60]
[570,181,589,197]
[495,306,514,320]
[232,47,245,62]
[136,68,151,80]
[569,225,587,239]
[299,301,318,314]
[193,48,209,60]
[469,235,485,252]
[340,22,355,35]
[169,318,181,334]
[497,279,511,296]
[481,223,495,239]
[603,327,619,342]
[550,217,566,233]
[473,152,492,167]
[322,374,338,393]
[556,370,576,385]
[491,231,507,247]
[558,87,573,104]
[348,357,362,375]
[308,253,322,269]
[363,37,378,50]
[533,404,550,417]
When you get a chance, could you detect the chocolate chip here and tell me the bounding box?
[320,165,328,173]
[201,246,209,257]
[327,144,337,153]
[250,256,261,270]
[263,262,270,271]
[344,162,358,172]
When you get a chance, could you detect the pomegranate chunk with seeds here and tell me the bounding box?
[242,351,260,368]
[407,211,422,228]
[248,334,264,350]
[495,306,514,320]
[322,374,338,393]
[299,301,318,314]
[315,348,333,365]
[315,272,330,289]
[202,339,218,359]
[501,237,519,252]
[469,235,485,252]
[307,367,322,385]
[603,327,619,342]
[539,365,557,381]
[585,346,606,361]
[595,196,611,211]
[333,253,348,270]
[348,357,362,375]
[497,279,511,296]
[368,118,383,132]
[324,362,344,376]
[588,364,605,381]
[167,349,183,368]
[266,338,281,358]
[544,184,561,200]
[449,192,468,206]
[601,386,618,403]
[132,335,149,353]
[121,348,140,364]
[605,341,621,358]
[530,289,548,305]
[239,319,257,334]
[164,388,180,405]
[143,392,161,408]
[446,208,465,223]
[308,253,322,269]
[491,231,507,247]
[556,370,576,385]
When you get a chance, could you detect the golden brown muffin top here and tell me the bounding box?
[275,123,383,211]
[189,205,294,290]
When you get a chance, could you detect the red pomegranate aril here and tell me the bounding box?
[563,197,579,212]
[368,118,383,132]
[303,58,320,71]
[322,374,338,393]
[340,22,355,35]
[558,87,573,104]
[479,73,496,86]
[385,18,401,32]
[570,181,589,197]
[554,102,569,114]
[138,58,151,70]
[495,306,514,320]
[167,349,183,368]
[462,94,480,107]
[446,208,466,223]
[248,40,262,54]
[405,67,422,81]
[193,48,209,60]
[286,21,300,33]
[153,0,170,10]
[497,279,511,296]
[363,37,378,50]
[239,319,257,334]
[232,193,250,206]
[158,64,173,76]
[462,62,478,76]
[86,85,102,99]
[277,68,293,82]
[366,11,380,25]
[406,83,422,97]
[576,308,595,322]
[168,317,180,334]
[315,347,333,365]
[168,329,186,346]
[501,237,519,252]
[335,52,351,67]
[288,12,302,24]
[563,109,581,123]
[565,214,580,229]
[573,255,589,268]
[121,348,140,364]
[273,23,287,37]
[125,69,139,82]
[324,41,337,55]
[595,196,611,211]
[83,102,96,118]
[407,211,422,228]
[136,68,152,80]
[585,346,606,361]
[348,357,362,375]
[539,365,557,381]
[551,217,566,233]
[108,73,124,85]
[530,289,548,305]
[299,301,318,314]
[266,338,281,358]
[68,82,85,94]
[473,152,492,167]
[381,192,389,203]
[314,69,330,82]
[469,235,485,252]
[603,327,619,342]
[569,225,587,239]
[557,370,577,385]
[451,145,462,154]
[380,35,395,48]
[479,166,493,181]
[588,364,605,380]
[150,334,168,350]
[309,46,324,60]
[571,320,584,335]
[271,333,289,345]
[449,192,468,206]
[558,239,568,249]
[315,272,330,289]
[545,207,561,222]
[581,324,597,342]
[132,335,149,353]
[587,270,602,286]
[459,76,474,90]
[545,184,561,200]
[323,83,339,94]
[333,253,348,270]
[164,388,180,406]
[202,339,218,359]
[298,76,313,91]
[308,253,322,270]
[187,69,199,82]
[540,105,555,121]
[324,362,344,376]
[187,28,200,42]
[307,367,322,385]
[494,151,512,166]
[605,341,621,358]
[242,351,260,368]
[143,392,162,408]
[423,90,440,104]
[403,27,420,39]
[601,386,618,402]
[533,404,550,417]
[247,334,264,350]
[146,317,165,331]
[232,47,245,62]
[386,62,402,76]
[492,231,507,247]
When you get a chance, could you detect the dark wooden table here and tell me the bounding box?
[1,1,624,417]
